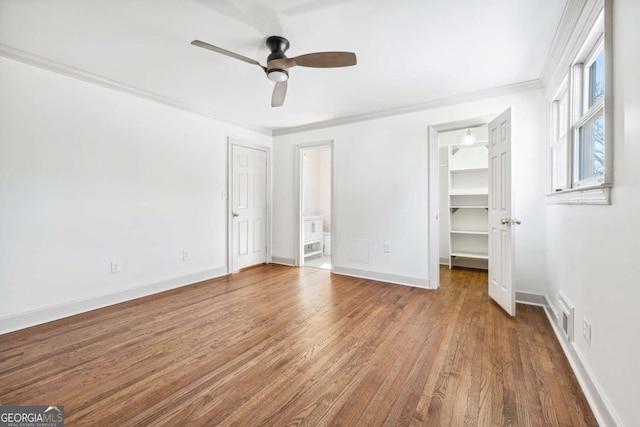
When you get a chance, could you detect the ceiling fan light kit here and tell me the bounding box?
[267,69,289,82]
[191,35,356,107]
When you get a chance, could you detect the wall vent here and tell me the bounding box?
[558,291,575,342]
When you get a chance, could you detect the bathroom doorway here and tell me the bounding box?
[297,141,333,270]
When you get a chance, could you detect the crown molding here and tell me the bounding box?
[539,0,588,86]
[0,43,273,136]
[272,79,544,136]
[539,0,604,93]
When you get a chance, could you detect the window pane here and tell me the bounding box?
[588,50,605,108]
[577,111,604,181]
[552,138,567,190]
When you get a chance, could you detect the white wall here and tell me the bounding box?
[273,90,546,291]
[543,0,640,424]
[0,57,270,332]
[318,148,332,232]
[303,150,320,216]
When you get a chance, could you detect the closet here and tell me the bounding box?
[439,126,489,270]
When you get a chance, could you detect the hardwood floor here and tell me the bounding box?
[0,265,597,426]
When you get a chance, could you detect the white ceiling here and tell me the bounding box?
[0,0,566,133]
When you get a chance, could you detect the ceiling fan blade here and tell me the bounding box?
[290,52,356,68]
[271,81,287,107]
[191,40,266,71]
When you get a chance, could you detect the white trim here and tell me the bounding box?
[542,0,605,92]
[539,0,591,86]
[428,116,495,286]
[541,295,623,427]
[428,127,440,289]
[333,267,429,289]
[0,267,228,335]
[545,185,610,204]
[0,44,272,136]
[271,256,296,266]
[227,139,272,273]
[295,140,335,270]
[273,80,543,136]
[515,291,547,306]
[518,291,624,426]
[545,1,612,204]
[0,43,546,141]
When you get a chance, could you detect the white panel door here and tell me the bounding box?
[488,108,516,316]
[232,144,267,271]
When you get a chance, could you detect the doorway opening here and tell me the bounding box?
[428,117,492,289]
[428,109,516,315]
[438,125,489,270]
[297,142,333,271]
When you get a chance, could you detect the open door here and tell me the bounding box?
[488,108,519,316]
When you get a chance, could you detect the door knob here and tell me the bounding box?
[500,218,522,226]
[232,212,239,218]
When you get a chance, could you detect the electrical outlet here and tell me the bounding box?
[110,261,121,274]
[383,243,391,253]
[183,250,191,261]
[582,318,592,345]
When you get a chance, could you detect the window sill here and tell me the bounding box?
[545,184,611,205]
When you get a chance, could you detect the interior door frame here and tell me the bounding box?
[295,140,335,270]
[227,137,272,274]
[427,115,496,289]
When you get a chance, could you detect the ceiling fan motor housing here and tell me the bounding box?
[266,36,290,81]
[266,36,290,56]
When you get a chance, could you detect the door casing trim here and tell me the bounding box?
[295,140,335,270]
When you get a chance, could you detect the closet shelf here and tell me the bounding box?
[449,167,488,173]
[450,189,488,196]
[448,139,489,270]
[450,251,489,260]
[450,230,489,235]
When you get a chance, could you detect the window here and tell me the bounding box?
[547,4,611,204]
[573,40,605,188]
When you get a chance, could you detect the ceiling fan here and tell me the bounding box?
[191,36,357,107]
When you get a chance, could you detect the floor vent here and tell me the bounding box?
[558,292,575,342]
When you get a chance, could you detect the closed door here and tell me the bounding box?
[488,108,516,316]
[232,144,267,271]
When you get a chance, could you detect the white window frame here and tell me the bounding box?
[546,3,612,205]
[550,77,569,192]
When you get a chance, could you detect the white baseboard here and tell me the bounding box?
[515,291,547,306]
[0,267,228,335]
[439,257,449,265]
[271,256,296,266]
[332,266,430,289]
[541,295,622,427]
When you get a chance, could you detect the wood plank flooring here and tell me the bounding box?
[0,265,597,426]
